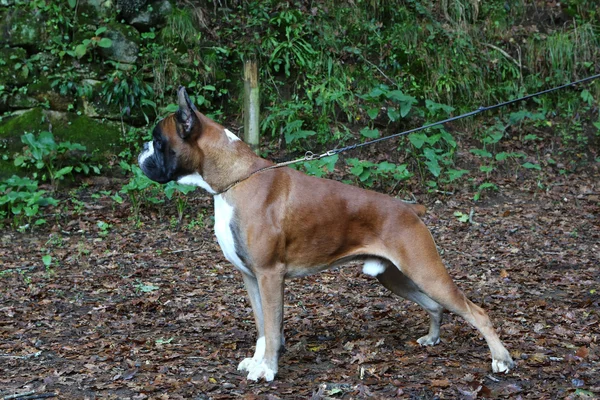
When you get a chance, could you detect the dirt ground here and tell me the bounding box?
[1,160,599,399]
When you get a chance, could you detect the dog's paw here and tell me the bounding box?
[246,360,276,382]
[492,358,515,374]
[417,334,440,347]
[237,357,257,372]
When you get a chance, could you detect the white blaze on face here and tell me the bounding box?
[225,128,241,142]
[177,172,216,195]
[213,194,254,277]
[138,141,154,166]
[362,259,387,277]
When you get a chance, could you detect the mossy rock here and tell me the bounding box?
[0,47,30,87]
[99,22,141,63]
[0,7,46,49]
[77,0,116,24]
[0,108,123,179]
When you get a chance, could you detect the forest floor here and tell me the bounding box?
[1,151,599,399]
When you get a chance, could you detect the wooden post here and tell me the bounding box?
[243,59,260,152]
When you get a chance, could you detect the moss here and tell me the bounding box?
[53,114,122,156]
[0,108,46,139]
[0,159,22,180]
[0,108,123,171]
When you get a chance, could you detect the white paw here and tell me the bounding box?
[417,335,440,346]
[492,359,512,374]
[246,360,276,382]
[237,357,257,372]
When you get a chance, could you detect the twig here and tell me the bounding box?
[0,351,41,359]
[169,247,204,254]
[483,43,525,70]
[357,53,398,87]
[468,207,476,224]
[14,394,56,400]
[3,392,35,400]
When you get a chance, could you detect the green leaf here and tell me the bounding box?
[98,38,113,48]
[367,107,379,119]
[75,44,87,58]
[470,148,492,158]
[95,27,108,35]
[42,254,52,268]
[581,89,594,105]
[425,99,455,116]
[495,152,509,161]
[454,211,469,223]
[359,128,379,139]
[14,156,26,167]
[522,162,541,170]
[68,0,77,8]
[399,101,412,118]
[55,166,73,179]
[135,282,160,293]
[409,133,427,149]
[446,168,469,181]
[387,107,400,122]
[425,159,441,177]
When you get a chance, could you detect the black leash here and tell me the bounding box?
[216,72,600,195]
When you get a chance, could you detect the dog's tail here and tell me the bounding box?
[408,203,427,217]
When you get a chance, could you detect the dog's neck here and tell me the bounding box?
[185,118,272,195]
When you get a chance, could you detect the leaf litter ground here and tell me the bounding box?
[1,163,599,399]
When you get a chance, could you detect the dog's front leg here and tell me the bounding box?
[237,273,265,372]
[245,267,285,382]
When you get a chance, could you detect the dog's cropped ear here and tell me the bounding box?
[176,86,200,139]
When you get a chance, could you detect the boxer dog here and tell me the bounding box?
[138,87,514,382]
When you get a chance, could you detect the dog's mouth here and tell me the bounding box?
[138,141,179,184]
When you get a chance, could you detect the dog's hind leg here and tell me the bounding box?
[374,262,444,346]
[383,219,515,373]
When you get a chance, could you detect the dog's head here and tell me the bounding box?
[138,87,204,184]
[138,87,253,193]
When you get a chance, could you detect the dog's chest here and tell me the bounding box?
[213,195,253,276]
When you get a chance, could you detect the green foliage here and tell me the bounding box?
[0,175,58,230]
[99,69,155,121]
[97,221,111,237]
[120,164,163,222]
[346,158,412,188]
[291,154,339,178]
[164,181,196,224]
[119,165,197,225]
[406,100,460,190]
[13,131,101,188]
[265,9,318,77]
[74,27,113,59]
[3,0,600,204]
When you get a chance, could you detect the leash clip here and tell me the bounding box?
[304,151,315,161]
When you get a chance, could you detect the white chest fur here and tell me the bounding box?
[213,195,254,276]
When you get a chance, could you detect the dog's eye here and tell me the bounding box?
[154,139,162,151]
